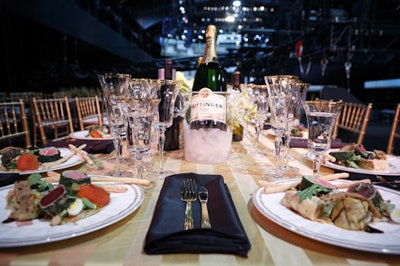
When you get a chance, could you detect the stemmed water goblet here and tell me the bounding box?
[124,98,160,179]
[302,100,343,178]
[247,84,269,157]
[263,75,298,180]
[151,79,182,180]
[98,73,132,177]
[129,78,162,169]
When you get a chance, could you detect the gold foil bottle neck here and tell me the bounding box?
[202,25,218,64]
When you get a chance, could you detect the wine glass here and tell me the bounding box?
[124,98,160,179]
[151,79,182,180]
[264,75,298,180]
[98,73,132,177]
[247,84,269,157]
[302,100,343,178]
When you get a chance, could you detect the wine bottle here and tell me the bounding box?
[190,25,227,131]
[159,60,180,151]
[231,71,243,141]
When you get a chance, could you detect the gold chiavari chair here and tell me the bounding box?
[0,99,31,149]
[333,102,373,145]
[387,103,400,155]
[31,96,74,145]
[75,96,103,131]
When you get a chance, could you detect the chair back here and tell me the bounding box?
[75,96,103,131]
[0,99,31,148]
[387,103,400,155]
[31,96,74,145]
[333,102,373,145]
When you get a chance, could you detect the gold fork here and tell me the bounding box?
[181,178,197,230]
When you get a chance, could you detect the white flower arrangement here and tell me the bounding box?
[227,87,257,132]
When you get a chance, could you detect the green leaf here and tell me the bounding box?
[296,184,332,203]
[27,173,53,191]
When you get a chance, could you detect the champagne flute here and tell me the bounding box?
[98,73,132,177]
[247,84,269,157]
[302,100,343,178]
[264,75,298,180]
[151,79,182,180]
[283,81,310,167]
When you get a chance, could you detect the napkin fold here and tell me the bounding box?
[0,173,20,187]
[44,139,114,154]
[144,173,251,257]
[289,138,350,148]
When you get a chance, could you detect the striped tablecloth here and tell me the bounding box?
[1,131,399,265]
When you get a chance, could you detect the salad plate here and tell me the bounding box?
[252,179,400,254]
[69,130,113,140]
[0,183,144,247]
[306,150,400,176]
[265,128,308,139]
[0,148,85,175]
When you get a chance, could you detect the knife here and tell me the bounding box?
[198,186,211,229]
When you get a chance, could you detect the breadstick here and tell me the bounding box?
[44,172,152,187]
[68,144,94,165]
[335,179,371,189]
[318,172,349,181]
[98,184,128,193]
[257,180,300,194]
[263,183,298,194]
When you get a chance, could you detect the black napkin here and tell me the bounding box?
[144,173,251,257]
[0,173,20,187]
[289,138,350,149]
[44,139,114,154]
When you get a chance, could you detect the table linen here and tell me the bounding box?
[0,129,399,265]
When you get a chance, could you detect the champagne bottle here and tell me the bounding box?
[190,25,227,131]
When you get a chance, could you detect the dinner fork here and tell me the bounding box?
[181,178,197,230]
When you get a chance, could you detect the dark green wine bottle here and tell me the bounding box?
[190,25,227,131]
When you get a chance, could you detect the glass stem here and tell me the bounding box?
[158,127,167,173]
[113,136,122,171]
[312,151,322,178]
[274,134,283,172]
[282,132,290,167]
[136,153,143,179]
[254,123,261,154]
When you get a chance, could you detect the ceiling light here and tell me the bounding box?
[233,1,241,7]
[225,14,235,23]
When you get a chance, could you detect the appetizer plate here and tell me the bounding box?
[0,183,144,247]
[253,179,400,254]
[69,130,113,140]
[0,148,85,175]
[265,128,308,139]
[306,150,400,176]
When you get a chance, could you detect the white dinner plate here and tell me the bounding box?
[0,183,144,247]
[306,150,400,176]
[253,179,400,254]
[0,148,85,175]
[69,130,113,140]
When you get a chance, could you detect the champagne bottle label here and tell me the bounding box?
[190,88,227,125]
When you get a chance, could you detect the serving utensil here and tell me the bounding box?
[198,186,211,229]
[181,178,196,230]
